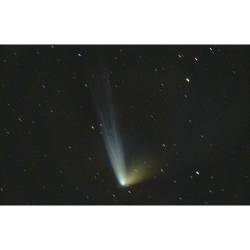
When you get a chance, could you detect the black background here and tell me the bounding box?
[0,45,249,204]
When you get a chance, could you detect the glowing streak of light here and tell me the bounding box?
[91,72,127,186]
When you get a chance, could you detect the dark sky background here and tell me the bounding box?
[0,45,249,205]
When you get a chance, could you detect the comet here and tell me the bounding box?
[91,68,155,187]
[91,70,127,186]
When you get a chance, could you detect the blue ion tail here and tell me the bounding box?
[91,71,127,186]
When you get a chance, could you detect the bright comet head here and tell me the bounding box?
[119,179,127,187]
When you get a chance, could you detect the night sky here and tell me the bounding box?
[0,45,249,205]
